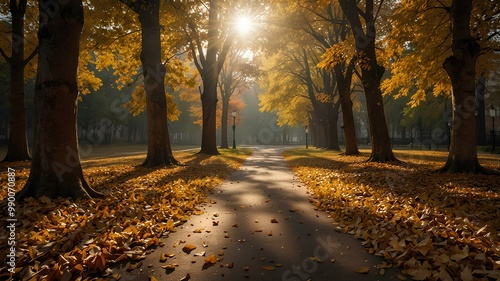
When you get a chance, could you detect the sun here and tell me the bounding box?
[235,15,254,35]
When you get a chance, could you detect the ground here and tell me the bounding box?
[0,145,498,281]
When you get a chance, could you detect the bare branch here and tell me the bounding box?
[0,47,12,64]
[23,45,38,66]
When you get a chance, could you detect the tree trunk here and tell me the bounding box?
[440,0,493,174]
[476,75,486,146]
[2,0,32,162]
[17,0,101,200]
[326,101,341,150]
[335,62,359,155]
[200,72,220,154]
[220,97,229,148]
[196,0,230,155]
[137,0,179,166]
[338,0,397,162]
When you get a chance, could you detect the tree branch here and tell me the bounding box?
[0,47,12,64]
[23,45,38,66]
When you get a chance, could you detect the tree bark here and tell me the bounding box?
[338,0,397,162]
[200,70,220,154]
[17,0,101,200]
[220,97,229,148]
[136,0,179,166]
[475,75,486,146]
[440,0,493,174]
[186,0,233,155]
[2,0,32,162]
[326,100,341,150]
[335,62,359,155]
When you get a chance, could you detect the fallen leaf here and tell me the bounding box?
[460,266,473,281]
[262,266,275,271]
[354,266,369,274]
[127,262,142,272]
[161,263,178,270]
[182,244,197,253]
[271,218,278,223]
[205,254,218,264]
[308,256,323,262]
[160,254,168,262]
[406,269,432,280]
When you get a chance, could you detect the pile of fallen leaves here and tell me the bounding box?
[0,148,252,281]
[283,149,500,281]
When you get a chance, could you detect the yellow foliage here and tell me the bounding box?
[317,37,356,70]
[381,0,499,104]
[123,84,181,121]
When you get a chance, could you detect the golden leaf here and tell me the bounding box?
[162,263,178,270]
[127,262,142,272]
[262,266,275,271]
[354,266,369,274]
[205,254,217,264]
[182,244,197,253]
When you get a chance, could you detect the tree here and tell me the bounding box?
[335,0,397,162]
[118,0,179,166]
[16,0,101,200]
[259,3,343,150]
[0,0,38,162]
[441,0,495,173]
[383,0,500,173]
[219,49,256,148]
[296,2,359,154]
[181,0,235,155]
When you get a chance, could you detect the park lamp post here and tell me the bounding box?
[490,105,496,153]
[305,125,309,149]
[232,111,237,149]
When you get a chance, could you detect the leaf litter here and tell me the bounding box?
[284,148,500,281]
[0,149,252,280]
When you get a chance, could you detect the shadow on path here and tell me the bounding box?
[115,146,401,281]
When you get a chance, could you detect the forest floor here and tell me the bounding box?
[0,146,499,281]
[284,148,500,281]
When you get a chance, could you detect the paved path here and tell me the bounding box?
[117,147,399,281]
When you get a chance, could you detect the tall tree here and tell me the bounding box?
[181,0,234,155]
[17,0,101,200]
[118,0,179,166]
[1,0,38,162]
[336,0,397,162]
[441,0,491,173]
[383,0,500,173]
[219,50,255,148]
[297,2,359,153]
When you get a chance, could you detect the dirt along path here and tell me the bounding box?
[116,146,400,281]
